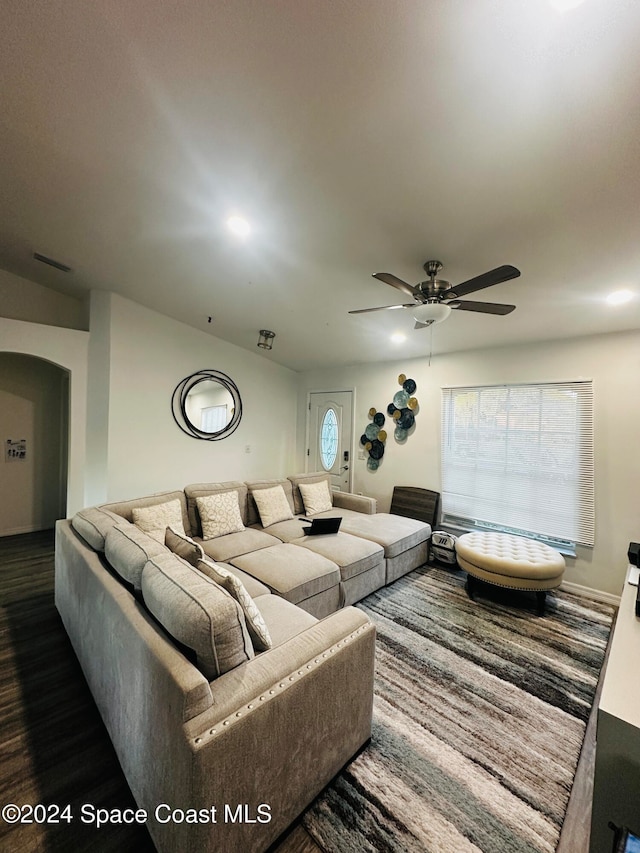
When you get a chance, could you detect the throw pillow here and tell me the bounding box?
[132,499,185,543]
[141,552,254,680]
[298,480,333,516]
[197,557,272,652]
[196,491,245,539]
[251,485,294,528]
[165,526,205,567]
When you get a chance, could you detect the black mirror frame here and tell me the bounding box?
[171,370,243,441]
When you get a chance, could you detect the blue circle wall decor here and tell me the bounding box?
[389,374,419,444]
[360,407,387,471]
[361,374,418,472]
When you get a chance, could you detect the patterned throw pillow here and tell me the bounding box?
[196,491,245,539]
[165,526,205,567]
[298,480,333,516]
[251,485,294,528]
[197,557,272,652]
[132,499,186,543]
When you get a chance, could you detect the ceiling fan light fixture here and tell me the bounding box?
[412,302,452,326]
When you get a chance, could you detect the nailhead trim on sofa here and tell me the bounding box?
[191,622,374,745]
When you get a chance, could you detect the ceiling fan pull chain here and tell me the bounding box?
[428,323,433,367]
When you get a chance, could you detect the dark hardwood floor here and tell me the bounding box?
[0,530,607,852]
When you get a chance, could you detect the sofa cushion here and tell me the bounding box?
[245,479,295,526]
[101,490,191,535]
[288,472,332,515]
[71,507,125,552]
[298,480,333,516]
[165,526,205,566]
[332,491,377,515]
[253,594,318,647]
[250,517,313,543]
[333,511,431,559]
[141,552,254,680]
[104,522,167,593]
[230,543,340,605]
[184,481,248,537]
[292,531,384,582]
[197,528,281,562]
[196,492,245,539]
[132,499,186,542]
[197,557,272,652]
[250,484,294,528]
[302,506,373,522]
[212,563,271,599]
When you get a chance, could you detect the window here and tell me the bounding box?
[320,408,338,470]
[201,405,228,433]
[441,381,594,547]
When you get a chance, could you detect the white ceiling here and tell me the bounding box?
[1,0,640,372]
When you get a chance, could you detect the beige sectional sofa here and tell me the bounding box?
[55,471,431,853]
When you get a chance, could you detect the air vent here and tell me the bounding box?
[33,252,72,273]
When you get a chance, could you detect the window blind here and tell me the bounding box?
[441,381,594,546]
[201,404,228,433]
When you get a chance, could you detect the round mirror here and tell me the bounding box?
[172,370,242,440]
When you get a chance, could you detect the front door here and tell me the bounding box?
[307,391,353,492]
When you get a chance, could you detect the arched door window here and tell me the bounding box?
[320,408,338,470]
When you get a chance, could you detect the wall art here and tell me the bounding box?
[5,438,27,462]
[386,374,419,442]
[359,374,419,472]
[359,407,387,471]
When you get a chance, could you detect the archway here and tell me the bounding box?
[0,353,69,536]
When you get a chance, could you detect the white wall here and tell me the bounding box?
[84,291,112,505]
[1,291,299,520]
[0,268,88,330]
[0,317,89,516]
[297,330,640,596]
[89,293,300,502]
[0,354,67,535]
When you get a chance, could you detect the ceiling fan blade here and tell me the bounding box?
[372,272,417,297]
[450,300,516,315]
[441,265,520,300]
[349,303,415,315]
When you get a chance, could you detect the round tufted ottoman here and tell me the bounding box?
[455,531,565,615]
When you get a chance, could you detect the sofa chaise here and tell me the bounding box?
[55,472,431,852]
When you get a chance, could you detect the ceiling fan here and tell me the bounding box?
[349,260,520,328]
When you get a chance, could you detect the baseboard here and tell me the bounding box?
[560,579,620,607]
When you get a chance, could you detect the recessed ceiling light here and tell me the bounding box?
[391,333,406,344]
[606,289,634,306]
[226,215,251,238]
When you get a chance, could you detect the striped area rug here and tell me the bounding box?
[302,565,614,853]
